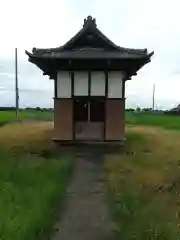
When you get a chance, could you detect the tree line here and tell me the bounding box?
[126,107,180,115]
[0,107,53,111]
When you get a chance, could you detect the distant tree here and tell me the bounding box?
[36,107,42,111]
[136,107,141,112]
[0,107,15,111]
[142,108,152,112]
[126,108,135,112]
[26,107,33,111]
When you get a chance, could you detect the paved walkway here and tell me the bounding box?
[51,153,113,240]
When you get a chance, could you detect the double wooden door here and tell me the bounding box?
[74,97,105,140]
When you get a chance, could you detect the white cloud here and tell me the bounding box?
[0,0,180,108]
[0,0,79,56]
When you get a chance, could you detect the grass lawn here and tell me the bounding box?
[0,122,73,240]
[105,126,180,239]
[126,112,180,130]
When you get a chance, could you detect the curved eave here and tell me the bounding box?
[147,51,154,59]
[137,51,154,66]
[25,50,38,64]
[130,51,154,76]
[25,50,32,58]
[125,51,154,80]
[25,49,154,75]
[25,51,154,61]
[25,50,43,64]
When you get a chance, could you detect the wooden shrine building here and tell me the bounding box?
[25,16,154,142]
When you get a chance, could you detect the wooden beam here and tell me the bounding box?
[107,60,111,68]
[122,76,126,99]
[105,71,108,98]
[88,71,91,97]
[54,74,57,97]
[69,59,72,67]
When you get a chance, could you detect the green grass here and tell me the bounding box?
[0,121,73,240]
[0,110,53,124]
[126,112,180,130]
[105,126,180,239]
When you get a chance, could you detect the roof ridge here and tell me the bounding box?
[25,16,153,58]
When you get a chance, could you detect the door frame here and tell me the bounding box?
[73,96,106,141]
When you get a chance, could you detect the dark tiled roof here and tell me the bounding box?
[25,16,154,61]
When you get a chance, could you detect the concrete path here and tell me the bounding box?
[51,153,113,240]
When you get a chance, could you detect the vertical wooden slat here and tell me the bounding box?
[122,77,125,99]
[104,71,108,141]
[71,71,75,141]
[54,72,57,98]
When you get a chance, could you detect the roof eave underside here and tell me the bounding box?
[25,50,154,62]
[26,51,153,78]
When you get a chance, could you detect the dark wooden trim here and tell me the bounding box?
[53,97,72,100]
[71,71,75,141]
[53,97,126,101]
[122,77,125,99]
[72,99,75,141]
[105,71,108,99]
[88,71,91,97]
[107,60,111,68]
[71,71,74,97]
[106,98,126,100]
[54,74,57,98]
[73,95,89,100]
[103,98,106,141]
[53,97,126,100]
[74,95,105,100]
[69,59,72,67]
[104,71,108,141]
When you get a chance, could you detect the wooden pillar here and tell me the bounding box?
[53,99,73,141]
[105,99,125,141]
[105,71,126,141]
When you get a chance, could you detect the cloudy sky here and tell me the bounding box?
[0,0,180,109]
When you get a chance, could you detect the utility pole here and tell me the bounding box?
[15,48,19,118]
[152,83,155,111]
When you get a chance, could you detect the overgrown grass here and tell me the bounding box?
[105,126,180,239]
[126,112,180,130]
[0,121,73,240]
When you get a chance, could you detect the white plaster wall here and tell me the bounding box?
[91,72,105,96]
[108,71,124,98]
[74,71,88,96]
[57,71,71,98]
